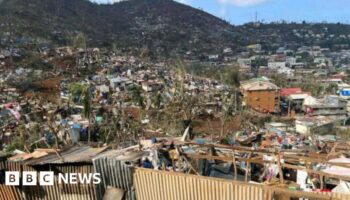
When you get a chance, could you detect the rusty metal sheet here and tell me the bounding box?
[24,146,108,165]
[0,184,22,200]
[0,160,97,200]
[21,164,97,200]
[93,156,135,200]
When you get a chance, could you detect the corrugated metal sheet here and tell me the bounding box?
[333,192,350,200]
[0,184,22,200]
[93,157,135,200]
[0,161,25,199]
[134,168,350,200]
[0,160,97,200]
[134,168,267,200]
[24,146,108,165]
[22,164,97,200]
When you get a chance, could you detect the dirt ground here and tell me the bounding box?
[23,76,62,103]
[192,116,242,136]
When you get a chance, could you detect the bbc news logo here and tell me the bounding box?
[5,171,101,186]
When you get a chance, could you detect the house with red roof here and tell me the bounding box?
[280,87,310,115]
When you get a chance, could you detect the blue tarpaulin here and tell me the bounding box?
[340,90,350,96]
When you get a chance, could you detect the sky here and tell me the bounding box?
[93,0,350,25]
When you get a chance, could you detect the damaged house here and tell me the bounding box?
[241,80,280,113]
[303,95,347,120]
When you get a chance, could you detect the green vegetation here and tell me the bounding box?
[185,62,242,87]
[129,86,145,109]
[69,83,86,103]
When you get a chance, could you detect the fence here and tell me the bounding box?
[0,161,96,200]
[93,157,136,200]
[134,168,350,200]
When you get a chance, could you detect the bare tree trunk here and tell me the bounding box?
[88,116,91,144]
[220,119,225,138]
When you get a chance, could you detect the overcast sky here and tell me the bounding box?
[92,0,350,25]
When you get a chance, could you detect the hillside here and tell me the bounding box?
[238,22,350,51]
[0,0,243,57]
[1,0,350,58]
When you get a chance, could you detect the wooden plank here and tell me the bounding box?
[233,151,237,180]
[276,153,284,184]
[282,163,350,182]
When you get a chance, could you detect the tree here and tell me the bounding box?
[223,68,240,87]
[325,83,338,94]
[153,92,163,109]
[130,86,145,109]
[82,86,92,144]
[69,83,85,103]
[161,59,199,136]
[73,33,87,51]
[219,89,238,137]
[271,73,288,88]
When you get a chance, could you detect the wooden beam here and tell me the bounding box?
[282,163,350,182]
[232,151,237,180]
[277,153,284,184]
[245,153,251,182]
[283,154,350,169]
[183,153,350,182]
[269,187,331,200]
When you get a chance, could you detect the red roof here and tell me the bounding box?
[280,88,302,97]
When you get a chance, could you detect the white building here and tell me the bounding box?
[268,61,286,69]
[237,58,252,68]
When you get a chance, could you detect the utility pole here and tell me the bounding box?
[255,11,258,24]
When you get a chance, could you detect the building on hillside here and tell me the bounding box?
[295,116,334,135]
[338,88,350,113]
[240,81,280,113]
[277,67,295,77]
[237,58,252,68]
[303,95,347,120]
[332,72,348,81]
[280,88,310,115]
[109,76,132,91]
[267,61,286,69]
[246,44,262,53]
[286,57,297,65]
[141,81,163,92]
[258,66,269,76]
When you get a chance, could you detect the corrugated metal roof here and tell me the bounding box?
[0,185,22,200]
[288,93,310,100]
[280,87,302,97]
[23,146,108,165]
[241,81,279,91]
